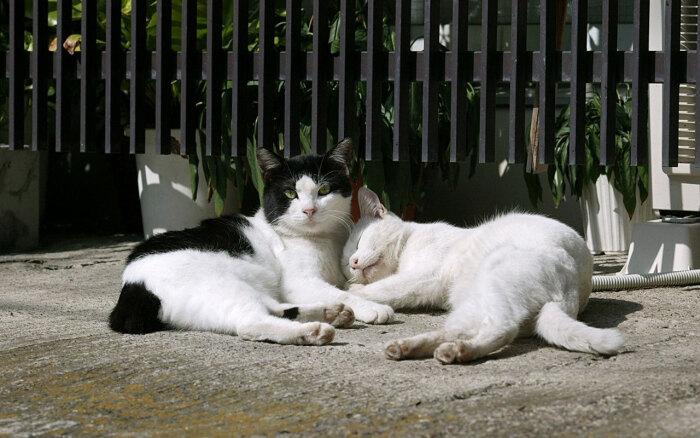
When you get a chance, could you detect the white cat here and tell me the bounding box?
[342,187,624,364]
[110,141,393,346]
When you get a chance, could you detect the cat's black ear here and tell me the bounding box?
[358,187,387,219]
[256,147,284,180]
[326,138,354,168]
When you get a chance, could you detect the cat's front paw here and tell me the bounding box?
[434,341,470,364]
[299,322,335,346]
[353,302,394,325]
[323,303,355,328]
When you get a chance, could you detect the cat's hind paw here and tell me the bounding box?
[434,341,470,364]
[324,304,355,328]
[384,340,409,360]
[299,322,335,346]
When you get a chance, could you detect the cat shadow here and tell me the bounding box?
[461,297,643,364]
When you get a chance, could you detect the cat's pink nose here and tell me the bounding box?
[303,207,317,218]
[350,257,360,268]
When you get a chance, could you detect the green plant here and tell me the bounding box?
[524,85,649,219]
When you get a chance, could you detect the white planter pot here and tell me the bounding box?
[136,131,236,238]
[579,174,654,254]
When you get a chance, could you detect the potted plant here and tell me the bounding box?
[524,85,653,253]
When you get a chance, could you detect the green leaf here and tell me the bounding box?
[188,153,199,201]
[246,138,265,205]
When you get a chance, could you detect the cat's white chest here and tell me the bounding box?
[279,235,346,287]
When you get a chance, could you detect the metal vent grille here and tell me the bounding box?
[678,0,697,164]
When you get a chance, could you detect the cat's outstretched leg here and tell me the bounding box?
[267,301,356,328]
[384,330,455,360]
[236,316,336,345]
[433,323,519,364]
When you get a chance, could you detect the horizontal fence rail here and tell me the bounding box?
[0,0,695,169]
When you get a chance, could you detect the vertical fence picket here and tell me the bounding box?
[130,0,147,154]
[9,0,25,149]
[663,0,680,167]
[697,1,700,165]
[55,0,71,151]
[231,0,248,157]
[105,0,122,153]
[393,0,410,161]
[422,0,440,162]
[450,0,468,163]
[284,0,301,157]
[365,0,383,160]
[32,0,49,151]
[600,0,618,165]
[312,0,329,152]
[257,0,275,150]
[479,0,497,163]
[338,0,356,144]
[156,0,173,154]
[507,0,527,164]
[631,0,649,165]
[80,0,98,152]
[537,0,557,164]
[569,0,588,165]
[181,0,197,155]
[206,0,223,156]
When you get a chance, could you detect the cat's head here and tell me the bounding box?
[342,187,405,284]
[257,139,354,236]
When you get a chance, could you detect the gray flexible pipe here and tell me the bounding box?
[592,269,700,291]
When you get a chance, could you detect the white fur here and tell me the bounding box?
[122,179,393,346]
[344,187,624,363]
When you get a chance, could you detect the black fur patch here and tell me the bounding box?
[126,215,253,263]
[282,307,300,320]
[109,282,167,334]
[262,153,352,224]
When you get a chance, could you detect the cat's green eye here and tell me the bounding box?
[284,189,297,199]
[318,184,330,196]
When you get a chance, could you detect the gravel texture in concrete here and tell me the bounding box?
[1,237,699,436]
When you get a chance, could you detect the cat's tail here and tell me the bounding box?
[535,302,624,355]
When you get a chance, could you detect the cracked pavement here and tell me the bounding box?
[1,237,699,436]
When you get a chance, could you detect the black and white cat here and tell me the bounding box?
[109,139,394,345]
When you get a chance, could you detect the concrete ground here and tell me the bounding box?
[1,237,699,437]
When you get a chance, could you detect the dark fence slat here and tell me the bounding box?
[338,0,356,144]
[507,0,527,164]
[55,0,72,151]
[311,0,329,153]
[569,0,588,165]
[105,0,122,153]
[80,0,98,152]
[156,0,173,154]
[9,0,25,149]
[422,0,440,162]
[449,0,468,163]
[537,0,557,164]
[181,0,198,155]
[206,0,223,156]
[257,0,275,150]
[697,7,700,165]
[284,0,301,157]
[631,0,649,165]
[365,0,383,160]
[31,0,49,151]
[393,0,411,161]
[130,0,147,154]
[600,0,618,165]
[231,0,249,157]
[479,0,497,163]
[663,0,680,167]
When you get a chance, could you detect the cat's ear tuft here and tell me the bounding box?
[358,187,387,219]
[326,137,354,168]
[256,147,284,179]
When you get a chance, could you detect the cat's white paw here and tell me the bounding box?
[434,341,470,364]
[299,322,335,345]
[323,303,355,328]
[353,302,394,325]
[384,340,408,360]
